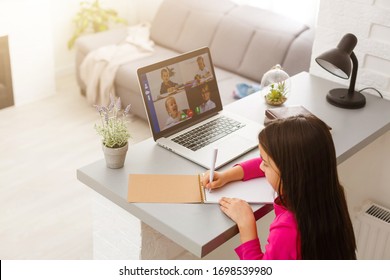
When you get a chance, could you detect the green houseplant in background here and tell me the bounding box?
[68,0,128,49]
[94,94,131,168]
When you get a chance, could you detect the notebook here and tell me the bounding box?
[127,173,276,204]
[137,47,263,169]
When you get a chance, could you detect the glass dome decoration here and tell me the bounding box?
[261,64,290,106]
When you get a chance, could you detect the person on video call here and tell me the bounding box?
[160,68,178,95]
[199,84,216,113]
[196,56,212,80]
[192,74,203,87]
[164,96,187,129]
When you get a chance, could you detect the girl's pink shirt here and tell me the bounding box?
[234,158,301,260]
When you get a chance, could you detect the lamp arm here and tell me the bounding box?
[349,52,358,94]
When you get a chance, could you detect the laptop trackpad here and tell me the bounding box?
[216,135,256,164]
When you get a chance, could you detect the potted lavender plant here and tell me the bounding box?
[94,94,131,168]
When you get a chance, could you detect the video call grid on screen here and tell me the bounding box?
[139,48,223,137]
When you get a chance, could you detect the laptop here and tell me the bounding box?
[137,47,263,169]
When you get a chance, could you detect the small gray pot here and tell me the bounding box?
[102,142,128,169]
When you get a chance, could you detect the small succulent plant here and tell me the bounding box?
[265,81,288,106]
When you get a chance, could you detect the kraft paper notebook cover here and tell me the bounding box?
[127,174,276,204]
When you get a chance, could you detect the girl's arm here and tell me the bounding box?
[201,157,265,191]
[237,157,265,181]
[219,197,258,243]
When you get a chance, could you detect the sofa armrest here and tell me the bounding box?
[74,27,128,91]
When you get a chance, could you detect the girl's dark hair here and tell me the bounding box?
[259,115,356,259]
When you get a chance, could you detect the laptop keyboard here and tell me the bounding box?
[172,116,245,151]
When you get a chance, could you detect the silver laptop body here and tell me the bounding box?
[137,47,263,169]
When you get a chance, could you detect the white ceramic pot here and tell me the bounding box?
[102,142,128,169]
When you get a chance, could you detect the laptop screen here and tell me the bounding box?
[137,47,223,140]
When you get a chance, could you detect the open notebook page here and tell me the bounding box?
[203,177,276,204]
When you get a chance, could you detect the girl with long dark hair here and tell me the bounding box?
[202,115,356,259]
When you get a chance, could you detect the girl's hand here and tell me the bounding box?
[219,197,257,243]
[219,197,253,225]
[201,171,226,191]
[201,165,245,192]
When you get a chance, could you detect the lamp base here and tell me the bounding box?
[326,88,366,109]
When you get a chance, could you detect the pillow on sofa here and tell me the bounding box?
[149,1,190,49]
[175,10,222,53]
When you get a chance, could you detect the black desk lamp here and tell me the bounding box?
[315,33,366,109]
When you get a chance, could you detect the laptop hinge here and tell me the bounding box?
[162,111,220,138]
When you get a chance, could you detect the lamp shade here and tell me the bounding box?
[315,33,357,79]
[315,33,365,109]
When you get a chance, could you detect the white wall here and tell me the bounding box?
[50,0,86,78]
[51,0,138,78]
[310,0,390,100]
[338,131,390,215]
[0,0,139,106]
[309,0,390,215]
[0,0,56,106]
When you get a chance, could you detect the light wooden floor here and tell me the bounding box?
[0,75,151,259]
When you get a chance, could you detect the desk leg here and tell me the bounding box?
[140,222,198,260]
[92,193,197,259]
[92,193,141,259]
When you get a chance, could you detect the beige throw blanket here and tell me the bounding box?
[80,23,154,106]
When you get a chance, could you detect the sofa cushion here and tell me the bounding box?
[74,0,314,121]
[282,28,315,76]
[210,5,309,82]
[149,0,190,50]
[210,15,254,73]
[228,5,309,80]
[114,46,179,93]
[228,5,307,35]
[238,30,295,82]
[175,10,222,53]
[150,0,236,52]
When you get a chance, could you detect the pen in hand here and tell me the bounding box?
[209,148,218,193]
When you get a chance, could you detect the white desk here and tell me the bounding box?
[77,72,390,258]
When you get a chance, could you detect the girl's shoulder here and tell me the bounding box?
[273,202,296,225]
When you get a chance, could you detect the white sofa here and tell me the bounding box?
[75,0,314,119]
